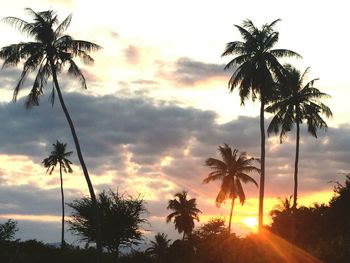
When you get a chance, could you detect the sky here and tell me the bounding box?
[0,0,350,246]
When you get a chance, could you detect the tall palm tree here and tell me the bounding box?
[0,9,102,261]
[266,64,332,209]
[204,144,260,233]
[222,19,301,230]
[43,140,73,249]
[166,191,202,240]
[146,233,171,263]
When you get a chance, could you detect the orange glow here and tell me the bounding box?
[257,228,324,263]
[243,217,258,231]
[0,214,61,222]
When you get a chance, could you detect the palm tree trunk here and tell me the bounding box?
[49,59,102,262]
[258,100,266,232]
[228,197,235,233]
[59,162,65,250]
[293,121,300,209]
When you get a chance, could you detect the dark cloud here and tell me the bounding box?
[1,91,349,191]
[160,57,232,86]
[0,185,79,216]
[1,90,350,243]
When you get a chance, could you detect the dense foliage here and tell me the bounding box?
[68,190,148,258]
[0,219,18,241]
[269,175,350,263]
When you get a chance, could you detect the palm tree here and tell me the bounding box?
[222,19,301,230]
[0,9,102,261]
[146,233,171,263]
[204,144,260,233]
[166,191,202,240]
[43,140,73,249]
[266,64,332,209]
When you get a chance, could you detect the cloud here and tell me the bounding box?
[1,91,349,192]
[0,90,349,243]
[123,45,140,65]
[159,57,232,86]
[0,185,79,216]
[131,79,159,86]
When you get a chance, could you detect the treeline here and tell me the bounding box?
[1,175,350,262]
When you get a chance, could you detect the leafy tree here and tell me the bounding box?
[0,219,18,241]
[43,140,73,249]
[328,175,350,237]
[266,64,332,209]
[193,218,232,263]
[68,190,148,258]
[204,144,259,232]
[146,233,171,263]
[269,196,294,239]
[222,19,300,230]
[196,218,227,239]
[0,8,103,260]
[166,191,202,240]
[268,177,350,262]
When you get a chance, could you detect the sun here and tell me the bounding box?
[243,217,258,231]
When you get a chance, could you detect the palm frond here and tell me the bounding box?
[2,16,34,36]
[270,49,302,59]
[55,13,72,37]
[67,59,87,89]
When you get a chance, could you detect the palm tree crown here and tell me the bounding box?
[222,19,300,103]
[166,191,202,240]
[266,64,332,142]
[43,140,73,174]
[146,233,171,262]
[204,144,260,232]
[0,8,101,107]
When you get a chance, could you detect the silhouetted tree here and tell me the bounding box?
[204,144,259,232]
[193,218,230,263]
[222,19,300,230]
[0,219,18,241]
[328,175,350,238]
[266,64,332,209]
[268,176,350,262]
[0,8,102,260]
[196,218,227,239]
[166,191,202,240]
[269,196,294,239]
[68,190,148,258]
[146,233,171,263]
[43,140,73,249]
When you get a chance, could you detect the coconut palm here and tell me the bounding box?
[166,191,202,240]
[266,64,332,209]
[222,19,301,230]
[204,144,260,233]
[146,233,171,263]
[0,8,102,261]
[43,140,73,249]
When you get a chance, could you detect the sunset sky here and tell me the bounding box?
[0,0,350,245]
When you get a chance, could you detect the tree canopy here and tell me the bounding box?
[0,219,18,242]
[68,190,148,257]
